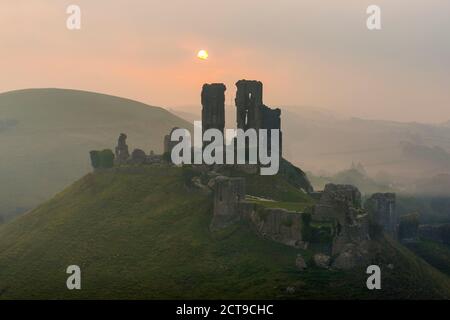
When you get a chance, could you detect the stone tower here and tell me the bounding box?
[211,176,246,230]
[365,193,397,238]
[115,133,130,164]
[234,80,282,156]
[235,80,264,130]
[201,83,226,134]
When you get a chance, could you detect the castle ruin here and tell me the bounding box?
[200,79,282,157]
[365,193,397,238]
[115,133,130,165]
[235,80,282,156]
[88,80,404,271]
[210,176,245,230]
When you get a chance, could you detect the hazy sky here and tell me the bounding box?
[1,0,449,122]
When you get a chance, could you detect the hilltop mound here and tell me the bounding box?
[0,165,449,299]
[0,88,191,221]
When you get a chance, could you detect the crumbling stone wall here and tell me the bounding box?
[210,176,246,230]
[147,150,163,164]
[235,80,264,130]
[209,178,371,269]
[210,175,306,249]
[112,133,166,165]
[235,80,281,131]
[365,193,397,238]
[314,184,370,269]
[243,207,307,248]
[261,106,281,130]
[234,80,283,156]
[314,184,362,222]
[261,105,282,157]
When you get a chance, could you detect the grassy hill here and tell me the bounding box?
[0,165,449,299]
[404,239,450,277]
[0,88,191,221]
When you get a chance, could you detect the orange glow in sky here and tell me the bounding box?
[0,0,449,122]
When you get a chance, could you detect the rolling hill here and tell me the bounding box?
[0,165,449,299]
[0,88,192,221]
[404,239,450,277]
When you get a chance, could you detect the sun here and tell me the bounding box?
[197,49,209,60]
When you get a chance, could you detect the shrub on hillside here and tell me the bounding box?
[99,149,115,168]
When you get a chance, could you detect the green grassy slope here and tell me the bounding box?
[0,166,449,299]
[0,88,192,221]
[368,236,450,299]
[404,240,450,277]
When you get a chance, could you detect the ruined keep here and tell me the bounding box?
[235,80,264,130]
[365,193,397,238]
[314,184,370,269]
[235,80,281,130]
[314,184,362,220]
[234,80,282,156]
[115,133,130,164]
[198,80,283,163]
[201,83,226,134]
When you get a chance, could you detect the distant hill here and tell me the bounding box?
[281,112,450,181]
[0,165,449,299]
[0,88,191,221]
[412,173,450,196]
[308,166,393,196]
